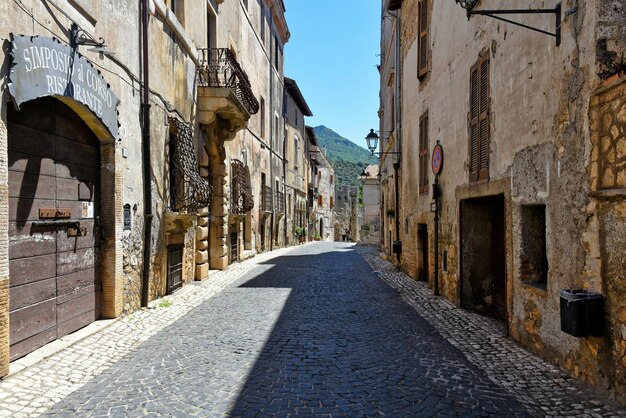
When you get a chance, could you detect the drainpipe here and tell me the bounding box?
[269,41,274,252]
[433,175,440,296]
[393,9,401,262]
[282,124,288,245]
[141,0,152,308]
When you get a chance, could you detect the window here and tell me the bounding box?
[170,0,184,26]
[169,133,177,210]
[260,1,266,42]
[274,115,279,150]
[469,53,490,182]
[520,205,548,288]
[167,245,183,294]
[330,196,334,209]
[207,9,217,49]
[274,35,280,69]
[318,195,323,207]
[418,0,429,78]
[419,112,429,194]
[388,74,395,131]
[260,97,266,138]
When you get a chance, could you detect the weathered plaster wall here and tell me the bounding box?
[391,0,624,400]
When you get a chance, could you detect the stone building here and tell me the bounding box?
[204,0,290,266]
[378,0,626,401]
[0,0,308,378]
[312,148,335,241]
[284,77,313,245]
[360,164,381,245]
[306,128,335,241]
[334,185,358,242]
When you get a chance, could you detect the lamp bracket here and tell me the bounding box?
[467,3,561,46]
[370,150,402,156]
[70,23,106,49]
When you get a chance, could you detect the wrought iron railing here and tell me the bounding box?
[169,118,212,211]
[231,159,254,215]
[197,48,260,115]
[260,186,273,212]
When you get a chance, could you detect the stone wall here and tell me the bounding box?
[589,76,626,400]
[387,0,626,403]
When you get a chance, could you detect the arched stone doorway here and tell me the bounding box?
[5,97,119,361]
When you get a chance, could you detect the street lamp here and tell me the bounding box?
[365,129,401,157]
[454,0,563,46]
[360,169,369,185]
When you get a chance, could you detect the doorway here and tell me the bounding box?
[8,98,102,360]
[417,224,428,281]
[460,195,506,320]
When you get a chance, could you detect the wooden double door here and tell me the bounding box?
[8,98,102,360]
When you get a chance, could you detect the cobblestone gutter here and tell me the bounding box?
[0,246,299,417]
[357,245,625,417]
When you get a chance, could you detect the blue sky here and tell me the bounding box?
[284,1,380,147]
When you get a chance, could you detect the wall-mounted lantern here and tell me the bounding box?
[365,129,401,157]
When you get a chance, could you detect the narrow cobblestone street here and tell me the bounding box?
[0,243,624,417]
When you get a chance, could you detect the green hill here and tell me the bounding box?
[313,126,378,187]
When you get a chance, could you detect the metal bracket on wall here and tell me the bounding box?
[466,3,562,46]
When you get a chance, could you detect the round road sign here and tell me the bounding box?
[432,143,444,175]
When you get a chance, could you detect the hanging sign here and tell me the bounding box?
[432,142,444,175]
[7,34,120,140]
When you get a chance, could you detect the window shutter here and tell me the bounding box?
[469,62,479,182]
[418,0,429,77]
[478,55,490,180]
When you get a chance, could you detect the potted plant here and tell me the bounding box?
[314,234,322,241]
[295,227,305,244]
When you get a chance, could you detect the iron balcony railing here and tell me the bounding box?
[260,186,273,212]
[197,48,260,115]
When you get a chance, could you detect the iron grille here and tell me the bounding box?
[231,159,254,214]
[277,191,285,213]
[170,118,212,211]
[167,245,183,294]
[260,186,273,212]
[230,232,238,263]
[197,48,260,115]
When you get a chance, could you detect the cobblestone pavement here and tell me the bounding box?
[0,243,621,417]
[357,245,626,418]
[0,245,297,417]
[38,242,528,417]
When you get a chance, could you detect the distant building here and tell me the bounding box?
[307,130,335,241]
[284,78,313,245]
[360,165,380,244]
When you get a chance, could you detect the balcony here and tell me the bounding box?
[260,186,273,213]
[197,48,260,139]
